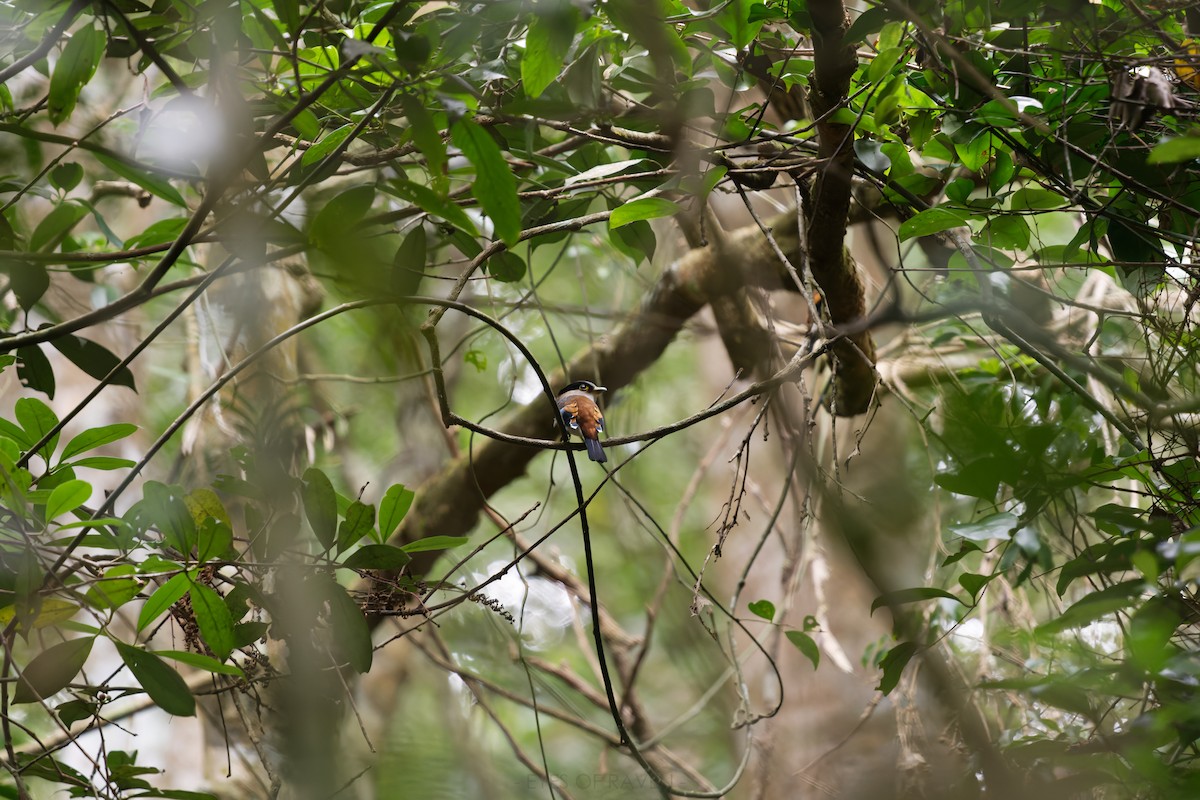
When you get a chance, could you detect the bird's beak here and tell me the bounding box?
[594,386,608,393]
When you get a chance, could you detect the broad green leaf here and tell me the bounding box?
[85,564,140,610]
[137,572,193,632]
[1009,187,1067,211]
[310,185,375,251]
[391,224,427,296]
[68,456,136,470]
[94,154,187,207]
[189,584,235,660]
[30,201,88,251]
[16,344,56,398]
[196,517,233,563]
[451,119,521,246]
[141,481,196,556]
[378,483,415,539]
[388,180,479,235]
[15,396,60,458]
[1036,581,1144,636]
[337,500,376,553]
[125,217,189,249]
[48,24,104,126]
[0,260,49,310]
[49,162,83,192]
[301,123,354,167]
[60,423,137,462]
[0,598,78,631]
[14,637,94,703]
[609,197,682,228]
[341,543,412,571]
[949,512,1018,542]
[47,334,136,391]
[488,250,526,282]
[877,641,918,695]
[748,599,775,621]
[958,572,993,598]
[400,534,470,553]
[523,12,576,98]
[302,468,337,549]
[1148,136,1200,164]
[870,587,961,615]
[785,630,819,670]
[399,94,448,195]
[155,650,244,677]
[898,207,971,241]
[184,488,230,526]
[116,641,196,717]
[321,579,372,673]
[46,479,91,521]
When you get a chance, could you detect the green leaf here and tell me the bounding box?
[898,207,971,241]
[321,579,372,673]
[748,599,775,621]
[302,468,337,550]
[0,260,49,310]
[196,517,233,563]
[523,12,576,98]
[94,154,187,207]
[50,162,84,192]
[310,185,375,251]
[85,564,140,610]
[137,572,192,632]
[46,479,91,520]
[116,641,195,716]
[60,423,138,462]
[1009,187,1067,211]
[388,180,479,235]
[15,396,60,459]
[610,197,682,228]
[30,200,88,251]
[301,123,354,167]
[400,534,470,553]
[141,481,196,556]
[337,500,376,553]
[1147,136,1200,164]
[785,630,819,670]
[399,94,448,195]
[48,24,104,126]
[47,334,137,391]
[14,637,94,703]
[189,584,235,660]
[877,641,918,695]
[183,487,230,526]
[155,650,244,677]
[1036,581,1143,636]
[341,543,412,571]
[488,250,526,282]
[16,344,55,398]
[451,119,521,246]
[69,456,136,470]
[870,587,961,615]
[391,224,427,295]
[948,512,1018,542]
[958,572,993,598]
[378,483,415,539]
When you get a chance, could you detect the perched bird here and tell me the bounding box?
[556,380,608,462]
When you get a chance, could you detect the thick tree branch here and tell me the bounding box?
[805,0,878,415]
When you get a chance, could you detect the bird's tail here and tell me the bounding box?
[585,437,607,463]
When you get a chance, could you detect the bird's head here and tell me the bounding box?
[557,380,607,397]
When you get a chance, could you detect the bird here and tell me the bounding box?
[556,380,608,462]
